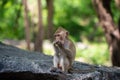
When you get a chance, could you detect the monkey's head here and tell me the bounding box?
[54,27,69,45]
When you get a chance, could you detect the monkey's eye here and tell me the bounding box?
[57,34,60,37]
[54,34,59,38]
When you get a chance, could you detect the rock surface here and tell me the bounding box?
[0,42,120,80]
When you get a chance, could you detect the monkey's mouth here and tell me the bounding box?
[55,41,64,45]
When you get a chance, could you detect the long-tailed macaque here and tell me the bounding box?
[53,27,76,72]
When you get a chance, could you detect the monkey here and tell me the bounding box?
[50,27,95,73]
[52,27,76,73]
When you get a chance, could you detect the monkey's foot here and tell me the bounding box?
[49,67,64,74]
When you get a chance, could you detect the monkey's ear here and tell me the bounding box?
[66,31,69,36]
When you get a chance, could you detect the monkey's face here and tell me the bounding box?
[54,31,66,45]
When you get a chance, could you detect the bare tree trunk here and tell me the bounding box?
[46,0,54,41]
[102,0,112,17]
[93,0,120,67]
[34,0,44,52]
[22,0,31,50]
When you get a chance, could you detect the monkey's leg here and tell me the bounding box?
[53,55,59,68]
[60,57,69,72]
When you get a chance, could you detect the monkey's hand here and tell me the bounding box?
[53,41,63,48]
[57,41,64,48]
[53,40,58,46]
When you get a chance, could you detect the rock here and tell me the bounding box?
[0,42,120,80]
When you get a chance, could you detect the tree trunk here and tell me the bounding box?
[22,0,31,50]
[46,0,54,41]
[34,0,44,52]
[93,0,120,67]
[102,0,112,17]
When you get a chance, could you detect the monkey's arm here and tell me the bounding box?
[53,42,60,55]
[59,45,73,59]
[53,41,73,59]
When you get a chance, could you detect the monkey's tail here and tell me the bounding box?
[68,67,95,74]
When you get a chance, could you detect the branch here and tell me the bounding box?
[93,0,115,33]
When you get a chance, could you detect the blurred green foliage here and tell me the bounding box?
[54,0,99,41]
[0,0,104,41]
[0,0,120,41]
[0,0,119,41]
[76,43,109,65]
[0,0,24,40]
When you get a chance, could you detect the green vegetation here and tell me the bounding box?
[0,0,103,41]
[76,42,109,65]
[0,0,24,40]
